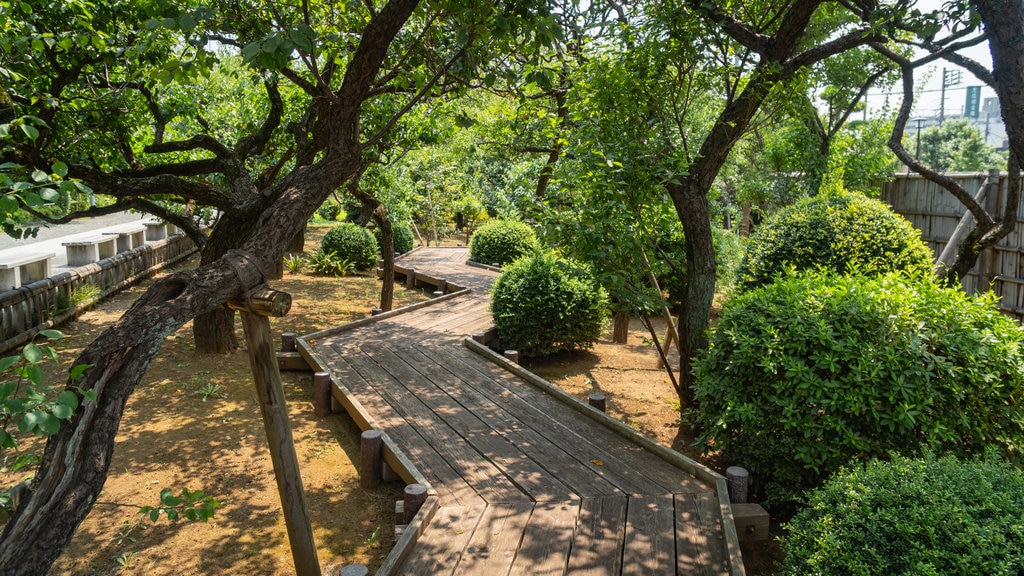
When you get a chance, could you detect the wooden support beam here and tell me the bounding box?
[227,289,292,317]
[240,310,320,576]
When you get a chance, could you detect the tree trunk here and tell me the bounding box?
[0,0,421,568]
[611,310,630,344]
[192,212,263,353]
[667,183,715,410]
[377,216,395,311]
[287,222,307,254]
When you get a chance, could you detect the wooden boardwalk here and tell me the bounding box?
[298,247,744,575]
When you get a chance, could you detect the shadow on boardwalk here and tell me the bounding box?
[299,247,744,575]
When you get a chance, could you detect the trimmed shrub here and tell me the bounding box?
[373,223,415,255]
[691,272,1024,506]
[315,199,343,221]
[736,190,933,292]
[778,452,1024,575]
[469,220,537,266]
[319,223,378,271]
[491,252,608,356]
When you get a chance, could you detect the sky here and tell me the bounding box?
[862,0,999,123]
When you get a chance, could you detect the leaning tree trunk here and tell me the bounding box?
[0,0,422,569]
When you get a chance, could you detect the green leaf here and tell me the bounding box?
[57,390,79,412]
[30,169,48,183]
[51,161,67,178]
[69,363,92,381]
[19,124,39,140]
[149,508,160,522]
[22,343,42,363]
[39,329,63,339]
[0,429,15,450]
[39,187,59,202]
[0,354,20,373]
[0,162,21,170]
[24,364,44,386]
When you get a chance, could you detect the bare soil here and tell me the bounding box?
[2,226,780,575]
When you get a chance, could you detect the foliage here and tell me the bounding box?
[0,333,92,470]
[653,226,746,306]
[691,272,1024,506]
[914,119,1005,172]
[283,254,305,273]
[373,223,415,255]
[469,219,537,266]
[490,251,608,356]
[138,487,220,523]
[315,200,343,222]
[736,190,933,292]
[778,452,1024,575]
[305,250,356,277]
[319,223,379,271]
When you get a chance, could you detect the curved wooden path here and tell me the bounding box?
[298,247,744,575]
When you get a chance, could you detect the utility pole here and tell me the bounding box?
[915,118,924,157]
[940,68,961,124]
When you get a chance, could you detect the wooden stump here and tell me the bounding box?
[360,430,383,489]
[588,394,607,412]
[313,372,332,417]
[403,483,428,523]
[281,332,296,352]
[726,466,749,504]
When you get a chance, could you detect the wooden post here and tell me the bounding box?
[360,430,383,488]
[405,268,416,289]
[313,372,332,417]
[589,394,607,412]
[437,278,447,293]
[371,308,383,316]
[281,332,296,353]
[503,350,519,364]
[237,290,321,576]
[403,483,428,523]
[726,466,749,504]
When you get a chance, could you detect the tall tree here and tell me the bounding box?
[0,0,555,573]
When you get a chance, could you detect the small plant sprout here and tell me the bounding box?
[191,383,226,402]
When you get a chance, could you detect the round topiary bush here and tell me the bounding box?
[469,220,537,266]
[736,190,933,292]
[778,452,1024,575]
[319,223,379,271]
[373,223,415,255]
[491,251,608,356]
[690,272,1024,506]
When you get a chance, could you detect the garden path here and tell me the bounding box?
[299,247,743,575]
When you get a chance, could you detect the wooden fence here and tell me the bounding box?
[881,170,1024,319]
[0,232,197,354]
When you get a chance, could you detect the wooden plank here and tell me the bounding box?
[397,345,614,498]
[566,496,628,576]
[456,501,534,576]
[675,492,730,576]
[508,500,581,576]
[429,346,657,496]
[443,347,708,494]
[622,493,675,576]
[401,504,488,576]
[379,344,577,501]
[324,350,483,507]
[343,345,526,504]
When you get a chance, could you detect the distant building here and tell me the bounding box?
[905,95,1008,151]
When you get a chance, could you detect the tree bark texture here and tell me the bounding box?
[668,0,825,410]
[0,0,422,572]
[611,310,630,344]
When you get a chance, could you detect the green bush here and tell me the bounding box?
[319,223,378,271]
[691,272,1024,506]
[315,199,343,221]
[736,190,933,292]
[491,252,608,356]
[469,220,537,266]
[778,452,1024,575]
[373,223,415,255]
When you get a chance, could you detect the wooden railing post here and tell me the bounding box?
[233,289,321,576]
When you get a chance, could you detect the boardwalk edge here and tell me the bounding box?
[463,336,747,576]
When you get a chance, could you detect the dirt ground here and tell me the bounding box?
[2,226,780,575]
